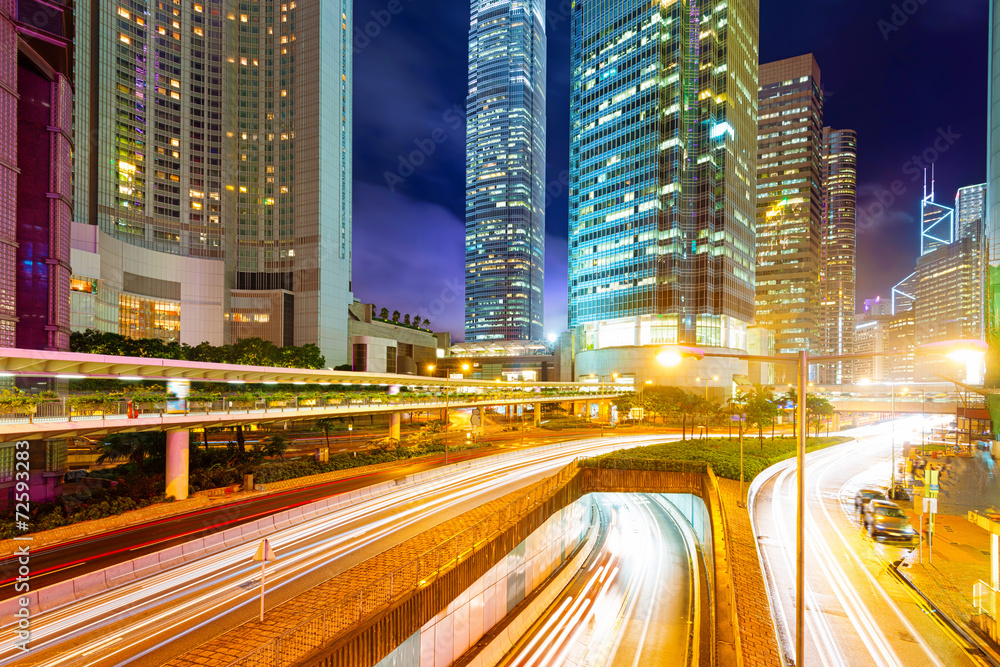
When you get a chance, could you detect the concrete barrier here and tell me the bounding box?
[0,436,627,625]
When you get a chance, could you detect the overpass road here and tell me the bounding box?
[0,434,675,667]
[500,493,698,667]
[753,418,986,667]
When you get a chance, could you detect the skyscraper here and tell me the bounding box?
[755,55,824,373]
[567,0,759,386]
[957,183,987,243]
[0,1,74,350]
[464,0,546,342]
[71,0,353,365]
[920,171,955,256]
[819,127,858,383]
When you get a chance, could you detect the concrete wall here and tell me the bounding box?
[375,498,591,667]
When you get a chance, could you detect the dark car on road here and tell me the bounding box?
[854,488,887,512]
[863,500,917,541]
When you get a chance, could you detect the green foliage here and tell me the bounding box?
[263,434,290,461]
[96,431,167,473]
[584,436,850,482]
[0,472,167,538]
[738,384,779,445]
[540,416,596,430]
[69,330,326,369]
[0,389,40,413]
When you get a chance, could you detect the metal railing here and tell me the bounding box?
[974,580,997,620]
[220,462,580,667]
[0,393,612,426]
[577,457,709,474]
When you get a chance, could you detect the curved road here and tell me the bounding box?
[0,430,602,595]
[752,418,987,667]
[0,434,674,667]
[501,493,698,667]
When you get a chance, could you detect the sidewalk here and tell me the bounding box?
[897,511,996,642]
[717,478,783,667]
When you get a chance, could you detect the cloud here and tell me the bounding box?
[352,182,466,336]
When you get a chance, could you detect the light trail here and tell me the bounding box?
[1,435,672,667]
[753,419,982,667]
[503,493,695,667]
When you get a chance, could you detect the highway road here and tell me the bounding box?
[752,417,988,667]
[501,493,698,667]
[0,434,673,667]
[0,430,607,595]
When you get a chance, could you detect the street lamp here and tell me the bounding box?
[656,340,985,667]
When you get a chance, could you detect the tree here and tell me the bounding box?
[96,432,166,474]
[613,394,638,420]
[379,307,390,320]
[391,310,401,323]
[316,418,336,450]
[807,396,835,437]
[781,388,799,438]
[422,318,431,330]
[403,314,411,326]
[411,313,422,328]
[263,434,290,462]
[742,384,778,448]
[676,391,701,441]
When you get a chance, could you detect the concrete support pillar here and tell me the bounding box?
[389,412,401,441]
[534,403,542,426]
[166,429,190,501]
[598,401,610,422]
[833,412,841,432]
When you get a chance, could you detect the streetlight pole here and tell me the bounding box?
[796,351,808,667]
[890,378,896,496]
[655,338,986,667]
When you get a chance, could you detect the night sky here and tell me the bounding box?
[351,0,989,341]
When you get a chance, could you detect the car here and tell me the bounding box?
[854,488,887,512]
[863,500,917,541]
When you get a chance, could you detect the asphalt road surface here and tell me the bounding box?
[752,417,987,667]
[0,430,604,596]
[501,493,697,667]
[0,434,674,667]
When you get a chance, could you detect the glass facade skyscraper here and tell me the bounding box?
[71,0,353,364]
[756,55,823,365]
[568,0,758,353]
[464,0,546,342]
[819,127,858,383]
[0,1,74,351]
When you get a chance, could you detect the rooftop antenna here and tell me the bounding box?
[923,168,928,201]
[931,163,936,201]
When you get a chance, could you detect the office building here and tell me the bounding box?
[464,0,546,342]
[854,318,888,383]
[957,183,988,243]
[914,224,984,381]
[887,306,915,383]
[755,55,824,377]
[568,0,759,386]
[819,127,858,383]
[70,0,353,365]
[0,1,74,351]
[920,171,954,256]
[348,302,441,375]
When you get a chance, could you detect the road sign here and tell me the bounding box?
[253,538,276,622]
[253,538,276,562]
[923,497,938,514]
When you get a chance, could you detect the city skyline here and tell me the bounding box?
[352,0,988,342]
